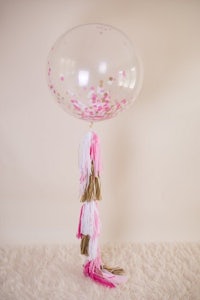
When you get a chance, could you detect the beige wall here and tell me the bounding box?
[0,0,200,244]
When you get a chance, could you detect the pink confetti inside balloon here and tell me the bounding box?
[47,23,143,122]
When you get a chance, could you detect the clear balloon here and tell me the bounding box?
[47,23,143,122]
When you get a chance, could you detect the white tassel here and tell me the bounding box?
[79,201,101,261]
[79,132,92,196]
[81,201,95,237]
[88,236,98,260]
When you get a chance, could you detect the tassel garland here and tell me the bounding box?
[77,131,127,288]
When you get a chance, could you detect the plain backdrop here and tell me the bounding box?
[0,0,200,244]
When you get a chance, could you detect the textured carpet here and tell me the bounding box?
[0,243,200,300]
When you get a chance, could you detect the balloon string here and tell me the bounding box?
[89,121,94,129]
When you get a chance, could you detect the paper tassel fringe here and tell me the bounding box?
[77,131,127,288]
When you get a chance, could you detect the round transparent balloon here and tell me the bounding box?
[47,23,143,122]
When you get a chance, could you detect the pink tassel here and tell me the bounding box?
[93,202,100,237]
[83,261,115,288]
[90,132,102,177]
[76,204,84,239]
[83,256,127,288]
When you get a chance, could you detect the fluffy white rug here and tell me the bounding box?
[0,243,200,300]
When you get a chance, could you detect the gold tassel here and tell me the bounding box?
[81,162,102,202]
[95,176,101,200]
[80,235,90,256]
[102,265,125,275]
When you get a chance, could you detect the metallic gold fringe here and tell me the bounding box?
[80,235,90,256]
[81,162,101,202]
[102,265,125,275]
